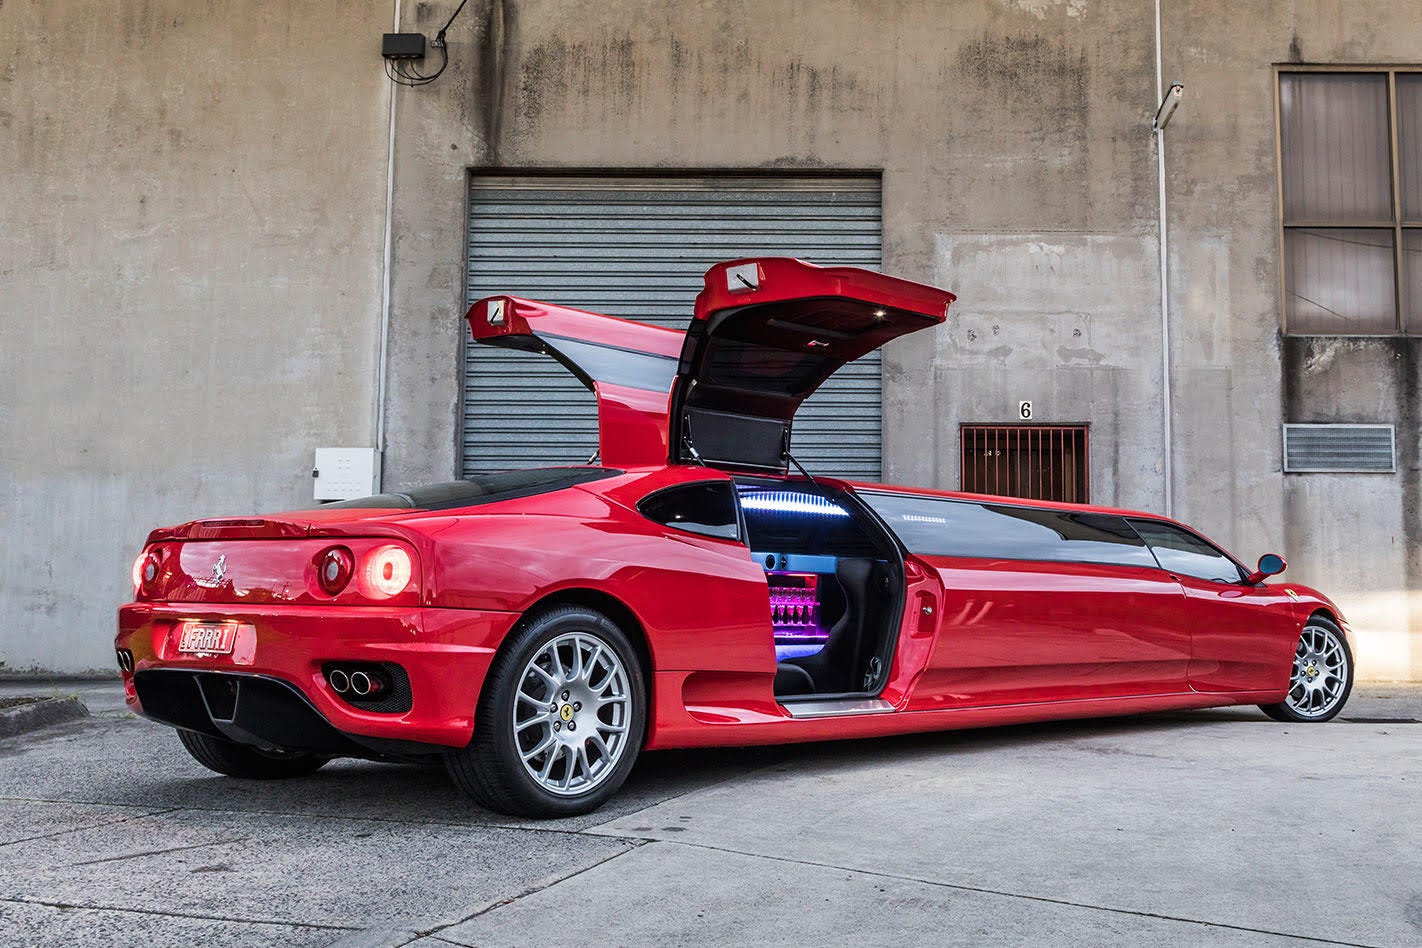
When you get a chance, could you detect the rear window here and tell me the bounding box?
[320,467,622,511]
[861,493,1156,568]
[637,481,742,541]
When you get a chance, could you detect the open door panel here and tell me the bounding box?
[466,296,684,468]
[672,258,955,472]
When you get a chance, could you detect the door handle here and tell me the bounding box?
[912,595,938,638]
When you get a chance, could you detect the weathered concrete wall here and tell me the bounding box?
[1163,0,1422,679]
[1279,338,1421,678]
[383,0,1164,503]
[0,0,391,673]
[5,0,1419,679]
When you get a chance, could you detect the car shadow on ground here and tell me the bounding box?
[628,705,1268,786]
[78,705,1270,829]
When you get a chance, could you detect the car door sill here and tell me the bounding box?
[783,698,895,719]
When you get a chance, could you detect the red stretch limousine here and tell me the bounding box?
[117,257,1353,817]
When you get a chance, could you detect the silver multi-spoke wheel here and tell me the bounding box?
[1285,623,1349,719]
[448,606,645,817]
[512,632,631,797]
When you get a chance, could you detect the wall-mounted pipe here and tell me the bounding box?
[373,0,403,490]
[1153,0,1175,517]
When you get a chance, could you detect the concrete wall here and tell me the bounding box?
[3,0,1419,678]
[0,0,391,673]
[382,0,1166,511]
[1162,1,1422,679]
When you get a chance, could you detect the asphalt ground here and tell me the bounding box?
[0,680,1419,947]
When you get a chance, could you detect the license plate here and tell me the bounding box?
[177,622,243,656]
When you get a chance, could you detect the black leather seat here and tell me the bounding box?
[773,663,815,696]
[779,558,875,695]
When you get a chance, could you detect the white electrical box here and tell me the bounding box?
[313,448,381,502]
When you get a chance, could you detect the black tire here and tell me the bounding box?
[1259,615,1354,723]
[445,605,647,819]
[177,729,329,779]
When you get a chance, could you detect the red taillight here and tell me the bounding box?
[359,544,413,599]
[132,549,161,597]
[317,546,355,596]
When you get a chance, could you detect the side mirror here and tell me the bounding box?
[1245,553,1286,585]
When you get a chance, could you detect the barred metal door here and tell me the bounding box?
[961,424,1090,503]
[462,175,883,477]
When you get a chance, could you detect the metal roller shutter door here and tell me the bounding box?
[462,175,883,478]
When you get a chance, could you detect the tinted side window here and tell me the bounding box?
[1129,520,1245,583]
[638,482,741,541]
[862,494,1156,568]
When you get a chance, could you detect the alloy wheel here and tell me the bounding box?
[1285,623,1349,719]
[512,632,632,796]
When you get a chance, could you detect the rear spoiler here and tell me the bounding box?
[466,296,685,467]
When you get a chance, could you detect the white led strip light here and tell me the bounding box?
[740,492,850,518]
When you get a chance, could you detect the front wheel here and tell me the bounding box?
[1259,616,1353,723]
[445,605,647,818]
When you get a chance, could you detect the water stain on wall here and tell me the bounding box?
[955,32,1088,120]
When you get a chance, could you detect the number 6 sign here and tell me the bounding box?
[1018,401,1033,420]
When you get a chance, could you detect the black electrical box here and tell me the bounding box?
[382,33,426,60]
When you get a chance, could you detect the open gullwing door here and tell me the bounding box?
[465,296,685,468]
[670,258,956,473]
[465,259,954,473]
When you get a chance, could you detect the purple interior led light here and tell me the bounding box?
[768,571,829,660]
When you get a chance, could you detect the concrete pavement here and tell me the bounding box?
[0,681,1419,946]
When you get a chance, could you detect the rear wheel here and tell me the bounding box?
[1259,616,1353,723]
[177,730,329,779]
[445,605,646,818]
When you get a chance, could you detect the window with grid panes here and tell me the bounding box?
[1279,70,1422,334]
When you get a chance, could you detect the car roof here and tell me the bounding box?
[599,464,1194,531]
[835,477,1181,526]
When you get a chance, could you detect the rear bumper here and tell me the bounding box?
[116,602,521,750]
[131,669,441,758]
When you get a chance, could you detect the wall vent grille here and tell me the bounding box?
[1283,424,1395,473]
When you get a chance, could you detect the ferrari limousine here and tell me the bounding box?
[116,257,1354,817]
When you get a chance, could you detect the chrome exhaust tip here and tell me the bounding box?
[328,669,350,694]
[349,670,372,696]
